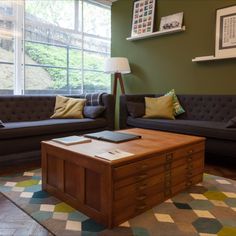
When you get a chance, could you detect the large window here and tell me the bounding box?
[0,0,111,95]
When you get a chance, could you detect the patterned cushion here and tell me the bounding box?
[164,89,185,116]
[80,93,105,106]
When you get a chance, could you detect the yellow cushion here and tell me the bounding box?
[144,95,175,120]
[51,95,86,119]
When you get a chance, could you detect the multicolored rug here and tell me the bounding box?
[0,170,236,236]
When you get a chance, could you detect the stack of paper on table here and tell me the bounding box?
[95,149,134,161]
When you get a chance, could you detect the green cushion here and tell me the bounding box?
[164,89,185,116]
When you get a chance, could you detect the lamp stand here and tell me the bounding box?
[113,72,125,102]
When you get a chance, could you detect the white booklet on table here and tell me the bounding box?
[52,135,91,145]
[95,149,134,161]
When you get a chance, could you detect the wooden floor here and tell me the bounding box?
[0,161,235,235]
[0,193,52,235]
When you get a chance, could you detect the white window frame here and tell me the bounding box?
[0,0,111,95]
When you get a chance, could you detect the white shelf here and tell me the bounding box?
[192,55,236,62]
[126,26,186,41]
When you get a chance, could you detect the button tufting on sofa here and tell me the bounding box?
[120,94,236,160]
[0,94,115,166]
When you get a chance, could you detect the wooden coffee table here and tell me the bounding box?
[41,128,205,228]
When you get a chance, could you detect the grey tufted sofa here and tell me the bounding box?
[0,94,114,167]
[120,94,236,161]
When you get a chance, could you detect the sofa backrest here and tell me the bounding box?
[0,94,115,129]
[176,95,236,122]
[120,94,236,128]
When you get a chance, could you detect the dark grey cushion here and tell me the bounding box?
[127,117,236,141]
[226,116,236,128]
[127,102,145,118]
[0,120,4,128]
[0,118,107,140]
[83,106,105,119]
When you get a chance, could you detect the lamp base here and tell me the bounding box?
[113,72,125,102]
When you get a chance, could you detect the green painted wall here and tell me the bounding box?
[112,0,236,96]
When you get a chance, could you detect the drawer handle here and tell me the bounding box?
[187,156,193,161]
[136,195,147,201]
[140,164,148,170]
[136,204,147,210]
[166,154,173,161]
[165,189,172,196]
[137,184,147,190]
[188,149,193,154]
[188,165,193,170]
[165,171,171,177]
[136,174,147,180]
[186,181,193,187]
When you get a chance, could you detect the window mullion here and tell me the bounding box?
[13,0,24,95]
[81,0,84,94]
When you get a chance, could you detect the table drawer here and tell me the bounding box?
[114,182,165,211]
[113,192,164,226]
[114,154,166,180]
[113,142,205,181]
[114,172,165,200]
[173,142,205,160]
[171,174,203,195]
[114,165,164,189]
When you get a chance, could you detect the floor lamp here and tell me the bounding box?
[104,57,131,102]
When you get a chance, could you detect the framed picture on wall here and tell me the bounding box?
[131,0,156,37]
[215,5,236,58]
[159,12,183,31]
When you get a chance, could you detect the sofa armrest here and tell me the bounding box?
[101,94,115,130]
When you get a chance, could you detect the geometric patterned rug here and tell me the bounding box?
[0,170,236,236]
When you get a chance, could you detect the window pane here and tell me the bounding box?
[24,0,82,95]
[83,1,111,38]
[0,0,14,94]
[0,64,14,94]
[0,0,13,17]
[25,41,67,67]
[84,51,107,71]
[69,48,82,69]
[25,0,75,30]
[84,36,110,54]
[84,71,110,93]
[24,66,68,94]
[69,69,83,94]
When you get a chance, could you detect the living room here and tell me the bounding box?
[0,0,236,235]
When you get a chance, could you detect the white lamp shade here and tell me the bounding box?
[104,57,131,74]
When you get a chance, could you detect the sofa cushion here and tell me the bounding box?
[0,118,107,140]
[127,117,236,141]
[127,102,145,118]
[51,96,86,119]
[144,96,175,120]
[164,89,185,116]
[83,106,106,119]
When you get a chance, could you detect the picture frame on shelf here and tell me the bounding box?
[131,0,156,37]
[159,12,183,31]
[215,5,236,58]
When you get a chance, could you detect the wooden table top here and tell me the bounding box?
[42,128,205,166]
